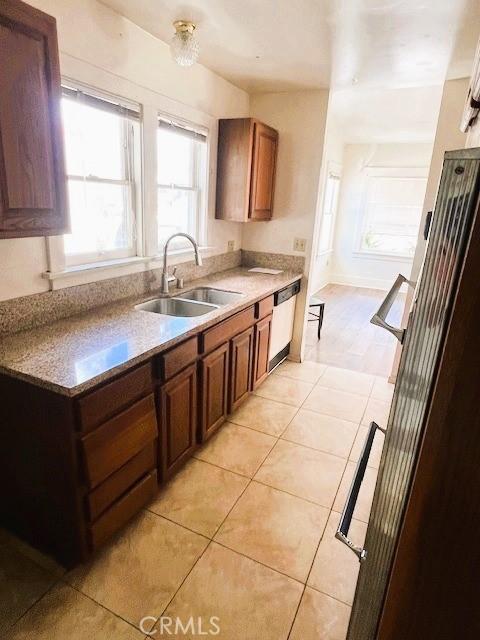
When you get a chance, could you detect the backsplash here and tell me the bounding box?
[0,249,304,336]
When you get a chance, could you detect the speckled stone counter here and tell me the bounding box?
[0,268,302,396]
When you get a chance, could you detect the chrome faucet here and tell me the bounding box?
[161,232,203,294]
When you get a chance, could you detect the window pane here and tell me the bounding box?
[62,98,124,180]
[157,128,194,186]
[64,180,132,256]
[157,187,196,246]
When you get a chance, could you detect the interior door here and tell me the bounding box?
[249,122,278,220]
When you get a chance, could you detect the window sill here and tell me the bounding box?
[352,251,414,263]
[42,256,149,281]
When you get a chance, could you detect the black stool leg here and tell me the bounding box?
[318,303,325,339]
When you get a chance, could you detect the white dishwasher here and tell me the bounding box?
[268,280,301,371]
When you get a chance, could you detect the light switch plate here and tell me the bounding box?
[293,238,306,252]
[227,240,235,252]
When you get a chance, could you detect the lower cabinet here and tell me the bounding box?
[157,363,197,480]
[199,342,230,442]
[253,313,273,389]
[229,326,254,412]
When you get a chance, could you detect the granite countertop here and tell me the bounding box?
[0,268,302,397]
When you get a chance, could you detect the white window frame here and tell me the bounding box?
[156,114,208,254]
[60,81,143,267]
[317,163,342,256]
[355,167,429,261]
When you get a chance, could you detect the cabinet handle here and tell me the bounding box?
[335,422,385,562]
[370,274,414,343]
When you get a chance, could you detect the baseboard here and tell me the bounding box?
[329,273,397,291]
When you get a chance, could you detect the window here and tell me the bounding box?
[61,86,140,265]
[318,171,341,254]
[157,117,207,250]
[358,169,428,258]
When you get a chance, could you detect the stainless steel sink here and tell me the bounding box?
[135,297,217,317]
[177,287,244,306]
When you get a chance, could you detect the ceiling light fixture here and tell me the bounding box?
[170,21,199,67]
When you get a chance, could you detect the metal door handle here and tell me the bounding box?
[335,422,385,562]
[370,274,414,343]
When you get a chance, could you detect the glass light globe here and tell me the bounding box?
[171,21,199,67]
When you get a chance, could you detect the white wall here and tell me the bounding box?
[330,143,434,291]
[243,90,330,359]
[0,0,250,302]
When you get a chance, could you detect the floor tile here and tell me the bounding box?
[66,511,208,628]
[349,425,385,469]
[162,542,303,640]
[229,395,297,437]
[317,367,375,397]
[303,386,368,424]
[215,482,329,582]
[0,540,57,635]
[333,462,378,523]
[149,459,249,537]
[253,375,314,407]
[255,440,346,508]
[9,583,142,640]
[195,423,276,477]
[290,587,351,640]
[274,360,327,383]
[308,511,367,606]
[371,376,395,402]
[282,409,358,459]
[361,397,391,429]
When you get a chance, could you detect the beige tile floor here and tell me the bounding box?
[1,362,394,640]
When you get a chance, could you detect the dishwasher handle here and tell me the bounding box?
[274,279,301,305]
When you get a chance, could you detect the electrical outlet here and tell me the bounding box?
[227,240,235,252]
[293,238,306,252]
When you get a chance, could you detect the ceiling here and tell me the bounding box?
[100,0,479,93]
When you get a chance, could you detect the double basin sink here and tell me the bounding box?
[136,287,244,317]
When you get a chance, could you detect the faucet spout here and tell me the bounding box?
[161,233,202,294]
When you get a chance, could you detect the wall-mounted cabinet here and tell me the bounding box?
[215,118,278,222]
[0,0,69,238]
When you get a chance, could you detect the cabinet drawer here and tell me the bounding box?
[87,442,157,521]
[201,306,255,354]
[89,471,157,550]
[81,394,157,489]
[255,295,274,320]
[156,336,198,381]
[77,363,152,433]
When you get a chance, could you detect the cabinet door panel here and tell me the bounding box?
[0,0,68,237]
[158,364,197,480]
[253,314,272,389]
[200,342,229,441]
[229,327,254,412]
[249,122,278,221]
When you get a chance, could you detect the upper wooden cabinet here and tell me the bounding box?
[0,0,69,238]
[215,118,278,222]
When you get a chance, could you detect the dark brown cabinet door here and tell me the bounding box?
[158,364,197,480]
[199,342,229,442]
[253,314,272,389]
[0,0,68,238]
[229,326,254,412]
[249,122,278,221]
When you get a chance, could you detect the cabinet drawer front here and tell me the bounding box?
[89,471,157,550]
[201,306,255,354]
[87,442,157,521]
[77,363,152,433]
[81,395,157,488]
[156,336,198,381]
[255,295,274,320]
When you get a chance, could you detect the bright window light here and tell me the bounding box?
[61,89,139,265]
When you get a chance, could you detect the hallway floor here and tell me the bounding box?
[305,283,407,377]
[1,361,393,640]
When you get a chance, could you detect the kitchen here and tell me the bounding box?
[1,1,480,639]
